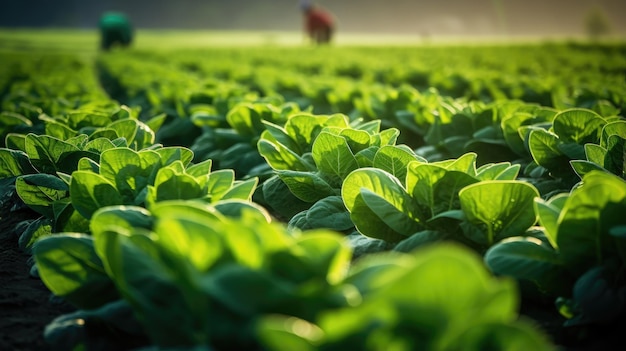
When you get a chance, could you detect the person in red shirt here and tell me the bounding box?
[301,1,335,44]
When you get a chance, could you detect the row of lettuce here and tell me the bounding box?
[0,44,625,350]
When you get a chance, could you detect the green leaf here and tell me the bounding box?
[213,199,272,222]
[377,128,400,146]
[67,110,112,129]
[384,243,519,323]
[394,230,444,253]
[347,193,407,242]
[584,143,607,166]
[258,139,311,171]
[354,146,378,168]
[373,145,423,185]
[284,114,331,152]
[44,120,76,141]
[294,230,353,284]
[0,111,32,135]
[77,157,100,172]
[451,321,557,351]
[220,177,258,201]
[0,149,33,177]
[570,160,609,179]
[24,134,80,174]
[70,171,124,219]
[485,236,570,296]
[258,315,321,351]
[145,113,167,135]
[5,133,27,152]
[18,217,52,252]
[459,181,539,246]
[148,201,223,227]
[601,120,626,149]
[438,152,477,175]
[186,159,212,179]
[155,147,194,168]
[52,199,90,233]
[533,193,569,248]
[304,196,354,231]
[107,119,155,150]
[557,171,626,275]
[557,142,586,160]
[340,129,371,154]
[279,170,337,203]
[147,167,204,205]
[33,234,118,310]
[154,216,224,272]
[205,169,235,200]
[199,265,293,317]
[227,103,269,137]
[99,148,161,203]
[360,188,422,236]
[552,109,605,145]
[406,163,479,220]
[343,168,420,241]
[97,231,208,346]
[84,138,117,154]
[262,122,301,154]
[16,174,68,218]
[262,175,312,219]
[476,162,520,181]
[602,124,626,178]
[528,129,571,175]
[91,206,154,255]
[312,132,359,179]
[501,110,555,157]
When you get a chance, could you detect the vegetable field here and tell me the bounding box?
[2,30,626,351]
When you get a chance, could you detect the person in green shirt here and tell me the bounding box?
[99,12,133,51]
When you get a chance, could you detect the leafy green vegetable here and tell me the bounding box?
[259,243,555,351]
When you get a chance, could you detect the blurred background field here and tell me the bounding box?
[2,28,622,57]
[0,29,432,53]
[1,0,625,54]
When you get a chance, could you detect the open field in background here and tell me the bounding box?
[3,28,622,54]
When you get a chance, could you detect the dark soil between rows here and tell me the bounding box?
[0,193,74,351]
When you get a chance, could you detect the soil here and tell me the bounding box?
[0,191,75,351]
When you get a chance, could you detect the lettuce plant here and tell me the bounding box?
[69,146,257,219]
[0,108,168,248]
[259,112,424,230]
[0,135,124,248]
[190,100,302,178]
[570,119,626,180]
[259,243,556,351]
[485,171,626,328]
[342,152,539,253]
[33,200,355,351]
[406,95,522,165]
[523,108,619,188]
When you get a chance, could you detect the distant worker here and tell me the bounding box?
[99,12,133,51]
[300,0,335,45]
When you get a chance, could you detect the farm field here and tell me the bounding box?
[1,30,626,351]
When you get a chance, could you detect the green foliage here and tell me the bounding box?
[259,243,555,351]
[70,146,257,219]
[260,112,424,229]
[35,201,353,350]
[343,152,535,253]
[572,120,626,180]
[486,171,626,326]
[4,39,626,351]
